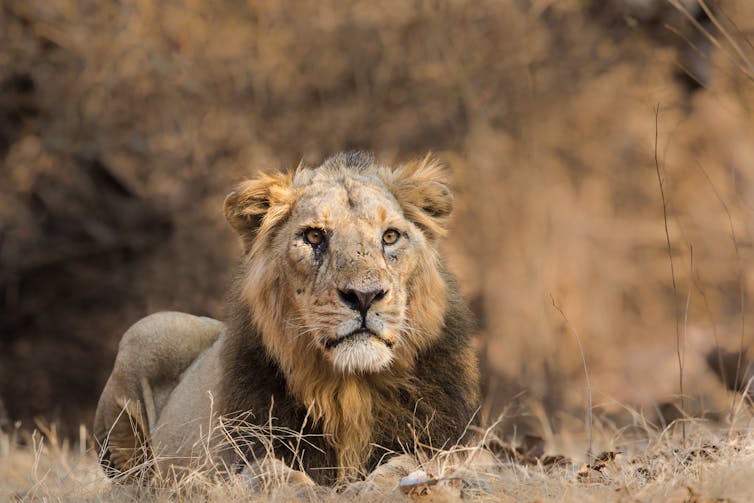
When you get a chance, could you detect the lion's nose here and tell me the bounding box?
[338,288,387,316]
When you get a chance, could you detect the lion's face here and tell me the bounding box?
[225,152,453,375]
[276,172,423,373]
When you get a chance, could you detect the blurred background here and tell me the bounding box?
[1,0,753,445]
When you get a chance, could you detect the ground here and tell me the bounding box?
[3,415,754,502]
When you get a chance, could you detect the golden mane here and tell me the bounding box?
[220,153,471,481]
[95,152,479,486]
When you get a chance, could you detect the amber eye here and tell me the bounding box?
[304,228,326,247]
[382,229,400,245]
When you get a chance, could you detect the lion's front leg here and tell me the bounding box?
[236,457,317,492]
[366,454,421,486]
[339,454,421,496]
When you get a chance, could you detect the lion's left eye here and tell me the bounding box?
[382,229,400,245]
[304,228,326,247]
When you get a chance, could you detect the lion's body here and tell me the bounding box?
[94,152,480,485]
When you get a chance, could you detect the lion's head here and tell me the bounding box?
[224,152,454,376]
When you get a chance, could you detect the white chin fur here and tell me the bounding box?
[330,337,393,374]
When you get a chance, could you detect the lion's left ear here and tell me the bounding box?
[224,171,295,251]
[387,154,454,240]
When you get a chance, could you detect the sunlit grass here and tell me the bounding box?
[3,407,754,502]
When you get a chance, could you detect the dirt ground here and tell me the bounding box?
[1,0,754,464]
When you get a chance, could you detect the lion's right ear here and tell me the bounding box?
[387,154,454,241]
[224,172,295,251]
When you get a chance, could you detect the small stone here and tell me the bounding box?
[399,469,438,495]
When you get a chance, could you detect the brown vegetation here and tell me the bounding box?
[2,0,754,500]
[5,417,754,501]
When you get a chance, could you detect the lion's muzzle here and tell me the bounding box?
[337,288,387,317]
[324,328,394,349]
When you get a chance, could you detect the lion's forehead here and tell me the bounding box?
[291,178,403,227]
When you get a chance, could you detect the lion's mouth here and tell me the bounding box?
[324,328,393,349]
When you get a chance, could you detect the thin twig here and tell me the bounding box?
[550,295,592,461]
[653,104,685,449]
[695,160,747,420]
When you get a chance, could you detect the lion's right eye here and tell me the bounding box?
[304,228,326,247]
[382,229,400,245]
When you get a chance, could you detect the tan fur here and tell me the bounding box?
[94,152,478,486]
[93,312,224,480]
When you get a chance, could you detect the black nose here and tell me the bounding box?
[338,288,386,316]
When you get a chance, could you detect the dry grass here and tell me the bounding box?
[2,0,754,428]
[5,411,754,502]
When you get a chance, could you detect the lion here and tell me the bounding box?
[93,151,480,487]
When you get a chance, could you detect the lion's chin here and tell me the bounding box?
[328,334,394,374]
